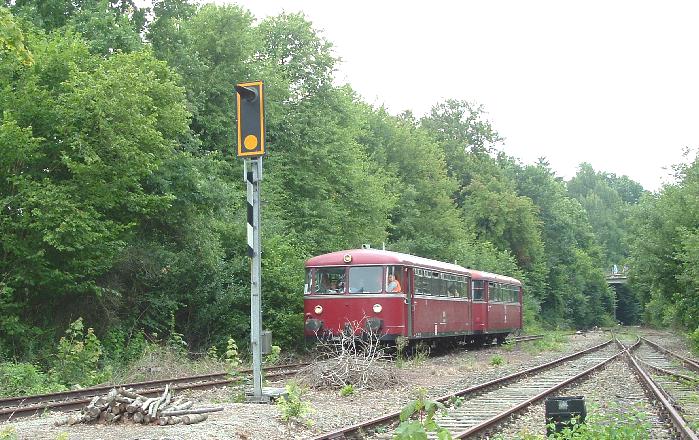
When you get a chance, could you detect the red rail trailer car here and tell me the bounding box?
[303,249,523,345]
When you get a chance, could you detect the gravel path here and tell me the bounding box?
[2,329,686,440]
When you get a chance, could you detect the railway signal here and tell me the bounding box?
[235,80,274,403]
[235,81,265,158]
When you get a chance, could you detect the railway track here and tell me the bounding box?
[507,334,544,343]
[0,362,306,422]
[311,339,620,439]
[620,336,699,439]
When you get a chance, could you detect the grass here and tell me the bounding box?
[524,331,569,355]
[110,344,228,384]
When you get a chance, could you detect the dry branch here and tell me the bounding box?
[297,318,404,390]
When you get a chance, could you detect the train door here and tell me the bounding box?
[406,267,413,337]
[471,280,487,332]
[486,282,499,331]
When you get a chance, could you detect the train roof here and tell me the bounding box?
[305,249,522,286]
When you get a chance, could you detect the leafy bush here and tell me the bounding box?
[689,326,699,355]
[339,384,354,397]
[265,345,281,365]
[51,318,110,387]
[490,355,505,366]
[102,328,149,368]
[0,426,17,440]
[277,381,314,427]
[394,388,452,440]
[0,362,65,397]
[225,338,241,372]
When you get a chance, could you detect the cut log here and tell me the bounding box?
[118,387,141,399]
[182,414,208,425]
[133,412,144,424]
[161,407,223,417]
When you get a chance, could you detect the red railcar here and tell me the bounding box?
[303,249,523,344]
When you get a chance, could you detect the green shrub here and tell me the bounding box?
[265,345,281,365]
[0,426,17,440]
[51,318,110,387]
[225,338,241,372]
[394,388,452,440]
[277,381,313,427]
[102,328,148,368]
[490,355,504,366]
[0,362,65,397]
[339,384,354,397]
[689,326,699,355]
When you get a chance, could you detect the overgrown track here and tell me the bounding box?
[507,334,544,343]
[311,339,619,439]
[620,337,699,440]
[0,362,306,422]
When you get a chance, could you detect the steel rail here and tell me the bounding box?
[640,337,699,373]
[0,362,306,408]
[310,339,613,440]
[453,348,622,438]
[624,344,699,440]
[636,356,699,384]
[0,363,306,421]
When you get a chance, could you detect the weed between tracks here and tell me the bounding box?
[492,403,651,439]
[524,332,569,354]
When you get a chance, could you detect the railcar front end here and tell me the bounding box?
[303,250,408,341]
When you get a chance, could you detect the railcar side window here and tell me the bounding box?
[385,265,404,293]
[472,280,484,301]
[415,270,429,295]
[349,266,382,293]
[313,267,345,294]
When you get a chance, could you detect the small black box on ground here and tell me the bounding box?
[545,396,586,434]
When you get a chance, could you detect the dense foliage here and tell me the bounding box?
[6,0,690,374]
[627,153,699,345]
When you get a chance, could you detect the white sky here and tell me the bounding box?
[220,1,699,191]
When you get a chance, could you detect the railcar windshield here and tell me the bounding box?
[349,266,382,293]
[313,267,345,294]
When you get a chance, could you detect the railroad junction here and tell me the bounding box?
[2,328,697,439]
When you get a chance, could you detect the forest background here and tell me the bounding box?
[1,0,699,389]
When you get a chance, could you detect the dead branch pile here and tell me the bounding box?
[58,385,223,426]
[298,320,403,390]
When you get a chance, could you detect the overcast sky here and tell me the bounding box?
[220,0,699,191]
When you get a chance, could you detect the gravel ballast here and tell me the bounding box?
[1,329,690,439]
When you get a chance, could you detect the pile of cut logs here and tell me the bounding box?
[60,385,223,426]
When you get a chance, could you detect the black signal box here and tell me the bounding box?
[545,396,586,434]
[235,81,264,158]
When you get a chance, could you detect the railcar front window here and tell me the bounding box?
[313,267,345,294]
[304,269,311,294]
[349,266,382,293]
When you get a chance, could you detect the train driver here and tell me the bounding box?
[387,274,402,293]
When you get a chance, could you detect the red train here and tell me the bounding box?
[303,248,523,345]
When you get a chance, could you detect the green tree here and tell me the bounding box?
[0,7,33,65]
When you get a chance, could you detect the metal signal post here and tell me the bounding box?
[236,81,268,402]
[244,158,264,402]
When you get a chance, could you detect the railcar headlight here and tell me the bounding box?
[373,303,382,313]
[314,305,323,315]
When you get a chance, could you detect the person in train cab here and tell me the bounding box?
[387,274,402,292]
[327,280,339,293]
